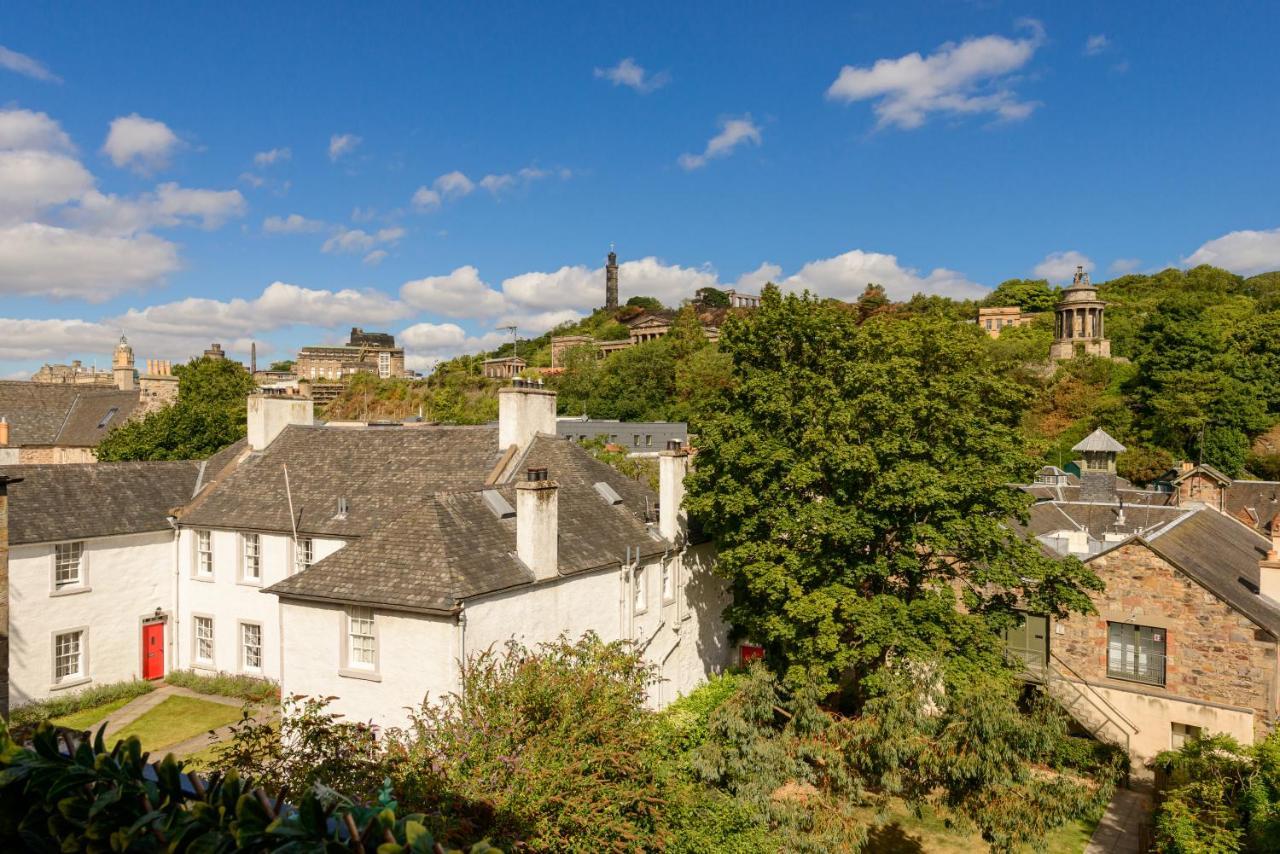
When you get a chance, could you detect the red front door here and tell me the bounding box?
[142,621,165,680]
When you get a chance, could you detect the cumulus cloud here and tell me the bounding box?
[1183,227,1280,276]
[328,133,361,161]
[678,115,762,170]
[0,222,181,300]
[826,21,1045,129]
[413,166,567,210]
[594,57,670,94]
[1033,250,1094,283]
[0,45,61,83]
[401,265,507,317]
[0,108,73,151]
[102,114,181,172]
[1084,34,1110,56]
[735,262,783,291]
[363,249,388,266]
[253,147,291,166]
[263,213,326,234]
[0,150,95,223]
[780,249,986,301]
[321,226,404,255]
[0,317,117,361]
[69,184,246,235]
[1108,257,1141,275]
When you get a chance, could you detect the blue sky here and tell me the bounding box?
[2,1,1278,376]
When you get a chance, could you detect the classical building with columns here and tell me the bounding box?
[1049,266,1111,360]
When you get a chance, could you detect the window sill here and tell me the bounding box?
[339,667,382,683]
[49,676,91,692]
[236,579,264,588]
[50,586,92,598]
[190,575,216,584]
[193,662,217,673]
[1106,672,1166,689]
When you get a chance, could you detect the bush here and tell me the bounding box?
[165,669,279,704]
[653,670,747,755]
[8,679,156,734]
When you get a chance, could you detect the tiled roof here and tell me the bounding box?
[0,461,200,545]
[1072,428,1126,454]
[265,433,668,612]
[1015,500,1186,543]
[0,381,140,447]
[1223,480,1280,529]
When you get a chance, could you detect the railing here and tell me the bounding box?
[1004,644,1049,683]
[1106,646,1167,687]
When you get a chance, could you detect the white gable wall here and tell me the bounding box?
[7,530,173,708]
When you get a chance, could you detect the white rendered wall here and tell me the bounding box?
[279,600,456,731]
[8,530,173,708]
[175,527,346,681]
[246,396,314,451]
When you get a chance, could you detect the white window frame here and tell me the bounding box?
[633,565,648,615]
[51,541,88,595]
[340,607,381,681]
[194,530,214,579]
[239,621,263,674]
[293,536,314,575]
[662,561,675,604]
[51,626,89,689]
[240,533,262,583]
[193,614,215,668]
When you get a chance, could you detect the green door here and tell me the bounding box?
[1003,614,1049,681]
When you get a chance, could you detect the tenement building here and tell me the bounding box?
[1010,428,1280,775]
[296,328,406,381]
[977,306,1037,337]
[1049,266,1111,360]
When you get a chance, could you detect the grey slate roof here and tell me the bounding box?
[1224,480,1280,529]
[1072,428,1127,454]
[1014,500,1186,544]
[0,381,140,447]
[264,433,668,612]
[0,461,200,545]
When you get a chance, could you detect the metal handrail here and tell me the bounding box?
[1105,646,1167,687]
[1049,651,1139,735]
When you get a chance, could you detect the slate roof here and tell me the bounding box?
[1223,480,1280,530]
[1072,428,1127,454]
[0,381,140,447]
[265,433,668,612]
[1014,500,1186,544]
[178,425,507,538]
[0,461,200,545]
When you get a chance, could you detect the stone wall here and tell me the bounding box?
[1055,541,1277,741]
[18,447,97,465]
[1176,473,1225,510]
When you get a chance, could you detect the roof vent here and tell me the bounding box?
[482,489,516,519]
[526,466,549,482]
[594,481,623,506]
[336,496,349,518]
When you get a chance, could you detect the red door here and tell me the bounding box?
[142,621,165,680]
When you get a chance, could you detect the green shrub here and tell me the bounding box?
[8,679,156,734]
[653,670,747,755]
[165,669,279,703]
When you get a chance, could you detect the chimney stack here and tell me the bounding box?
[516,466,558,581]
[247,390,314,451]
[1262,518,1280,601]
[0,417,8,447]
[659,441,689,542]
[498,380,556,453]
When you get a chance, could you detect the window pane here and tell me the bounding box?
[1107,621,1165,686]
[242,624,262,670]
[348,608,375,668]
[243,534,260,579]
[54,630,83,681]
[195,617,214,662]
[55,542,83,589]
[197,531,213,575]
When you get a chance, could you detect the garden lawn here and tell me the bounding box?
[860,800,1098,853]
[51,696,136,732]
[109,696,244,753]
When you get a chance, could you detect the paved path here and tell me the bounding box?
[81,684,273,758]
[1086,787,1152,854]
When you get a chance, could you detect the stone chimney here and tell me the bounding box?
[0,417,8,447]
[1261,520,1280,602]
[1,473,23,719]
[498,380,556,452]
[516,467,558,581]
[659,440,689,542]
[247,391,314,451]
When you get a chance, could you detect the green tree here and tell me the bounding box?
[268,359,295,372]
[685,288,1102,697]
[983,278,1059,313]
[625,295,665,311]
[854,283,890,321]
[695,286,731,308]
[97,357,257,461]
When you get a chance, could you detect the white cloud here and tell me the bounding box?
[263,213,326,234]
[826,21,1045,129]
[0,222,180,300]
[501,256,721,318]
[0,108,73,151]
[363,249,388,266]
[1108,257,1141,275]
[594,57,670,94]
[400,322,507,368]
[434,170,475,199]
[328,133,361,161]
[1084,34,1110,56]
[780,249,986,301]
[69,184,246,235]
[401,265,507,317]
[0,317,116,360]
[0,45,61,83]
[479,173,516,193]
[1183,227,1280,276]
[0,150,94,223]
[102,114,181,172]
[678,115,762,170]
[321,226,404,255]
[351,206,377,222]
[411,186,441,211]
[734,262,782,291]
[1033,250,1094,283]
[238,172,265,188]
[253,147,291,166]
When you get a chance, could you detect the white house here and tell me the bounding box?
[1,461,203,708]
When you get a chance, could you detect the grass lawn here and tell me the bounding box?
[861,800,1098,853]
[110,695,244,753]
[51,696,137,732]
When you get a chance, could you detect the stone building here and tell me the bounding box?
[977,306,1036,337]
[1010,428,1280,775]
[550,313,720,368]
[296,328,406,381]
[30,361,115,387]
[557,416,688,456]
[482,356,526,380]
[0,383,141,464]
[1049,266,1111,360]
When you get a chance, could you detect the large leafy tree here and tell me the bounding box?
[97,356,257,461]
[685,287,1102,697]
[982,278,1059,313]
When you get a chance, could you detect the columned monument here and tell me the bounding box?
[1049,266,1110,360]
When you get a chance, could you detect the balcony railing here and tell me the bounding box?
[1106,646,1166,687]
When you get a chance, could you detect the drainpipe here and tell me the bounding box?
[1,474,23,720]
[166,515,179,675]
[455,602,467,696]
